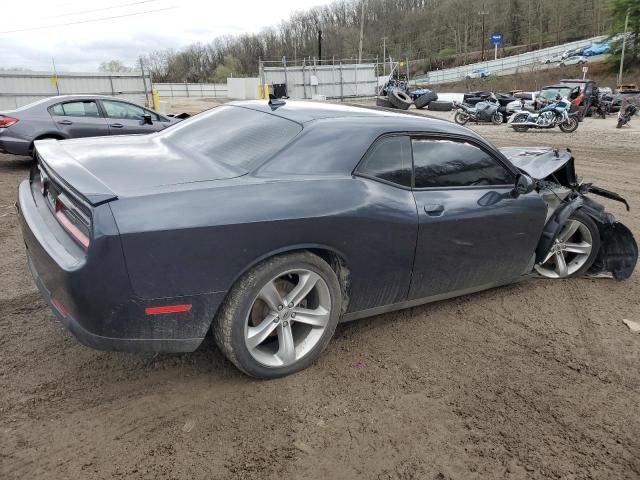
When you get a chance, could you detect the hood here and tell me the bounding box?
[501,147,573,179]
[34,134,244,199]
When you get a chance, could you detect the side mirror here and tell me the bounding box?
[142,113,153,125]
[512,173,535,197]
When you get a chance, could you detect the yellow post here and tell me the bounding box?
[151,88,159,110]
[264,83,270,98]
[257,84,264,99]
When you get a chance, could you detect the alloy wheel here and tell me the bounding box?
[535,219,593,278]
[244,269,331,367]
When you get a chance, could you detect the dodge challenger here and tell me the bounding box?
[17,100,637,378]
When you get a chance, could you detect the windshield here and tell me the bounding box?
[160,105,302,170]
[540,88,572,101]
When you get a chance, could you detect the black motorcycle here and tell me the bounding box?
[453,94,502,125]
[617,103,638,128]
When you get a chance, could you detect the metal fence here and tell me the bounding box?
[0,71,152,110]
[154,82,228,98]
[417,35,608,85]
[260,58,383,99]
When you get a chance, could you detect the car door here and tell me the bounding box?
[408,136,547,301]
[100,100,168,135]
[48,100,110,138]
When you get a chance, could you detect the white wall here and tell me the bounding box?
[227,77,260,99]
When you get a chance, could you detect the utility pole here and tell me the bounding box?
[382,36,387,77]
[318,29,322,61]
[358,0,366,63]
[478,6,488,61]
[139,57,150,107]
[51,57,60,95]
[619,8,630,86]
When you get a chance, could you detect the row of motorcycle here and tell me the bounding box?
[452,91,580,133]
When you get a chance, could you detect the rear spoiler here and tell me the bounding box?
[34,139,117,206]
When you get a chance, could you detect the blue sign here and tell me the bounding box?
[490,32,503,46]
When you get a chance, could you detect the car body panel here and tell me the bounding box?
[17,101,637,353]
[0,95,179,157]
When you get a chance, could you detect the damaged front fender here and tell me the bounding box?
[536,193,638,280]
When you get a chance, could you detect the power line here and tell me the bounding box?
[48,0,159,19]
[0,6,175,35]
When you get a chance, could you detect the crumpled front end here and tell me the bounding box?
[502,146,638,280]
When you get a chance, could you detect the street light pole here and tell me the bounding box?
[358,0,366,64]
[479,7,488,61]
[619,8,630,86]
[382,36,387,77]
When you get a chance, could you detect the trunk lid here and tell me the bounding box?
[34,134,244,203]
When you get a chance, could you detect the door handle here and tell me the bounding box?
[424,204,445,216]
[57,120,73,125]
[110,123,124,128]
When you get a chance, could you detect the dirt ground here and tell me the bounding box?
[1,100,639,480]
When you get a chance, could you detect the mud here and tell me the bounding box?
[1,104,639,479]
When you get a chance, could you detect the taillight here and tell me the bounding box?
[0,116,18,128]
[54,197,90,249]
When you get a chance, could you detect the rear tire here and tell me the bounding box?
[491,112,503,125]
[213,252,342,378]
[454,112,469,125]
[388,90,412,110]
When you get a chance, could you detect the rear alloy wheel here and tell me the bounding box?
[214,252,342,378]
[535,211,600,279]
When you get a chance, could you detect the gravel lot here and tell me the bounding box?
[1,100,639,480]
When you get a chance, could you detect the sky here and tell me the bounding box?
[0,0,331,72]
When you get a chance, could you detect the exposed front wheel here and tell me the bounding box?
[535,211,600,279]
[213,252,342,378]
[559,117,579,133]
[454,111,469,125]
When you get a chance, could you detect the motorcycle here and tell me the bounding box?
[508,96,579,133]
[453,94,502,125]
[616,103,638,128]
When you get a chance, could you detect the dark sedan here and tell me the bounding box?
[0,95,179,157]
[17,100,637,378]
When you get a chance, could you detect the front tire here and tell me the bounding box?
[213,252,342,378]
[559,116,579,133]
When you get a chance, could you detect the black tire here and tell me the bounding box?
[388,90,412,110]
[428,100,453,111]
[564,211,601,277]
[414,91,438,109]
[375,96,394,108]
[616,117,625,129]
[491,112,503,125]
[454,111,469,125]
[559,116,579,133]
[213,251,342,378]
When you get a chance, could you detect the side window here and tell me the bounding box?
[412,138,513,188]
[48,101,100,118]
[356,136,412,187]
[101,100,158,121]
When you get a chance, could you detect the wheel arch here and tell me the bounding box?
[224,243,352,314]
[29,132,67,155]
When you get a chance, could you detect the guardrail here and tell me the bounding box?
[417,35,608,85]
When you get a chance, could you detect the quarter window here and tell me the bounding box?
[49,101,100,118]
[412,139,513,188]
[357,136,412,187]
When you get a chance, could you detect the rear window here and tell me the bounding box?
[160,106,302,170]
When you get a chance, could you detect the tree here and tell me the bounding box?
[98,60,134,73]
[213,55,242,82]
[612,0,640,64]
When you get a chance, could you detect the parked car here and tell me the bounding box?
[561,47,584,59]
[560,79,597,118]
[541,54,563,64]
[583,43,610,56]
[18,100,637,378]
[536,85,575,109]
[466,68,490,79]
[0,95,180,158]
[560,55,587,67]
[507,92,538,113]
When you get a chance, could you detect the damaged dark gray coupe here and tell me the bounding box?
[17,100,637,378]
